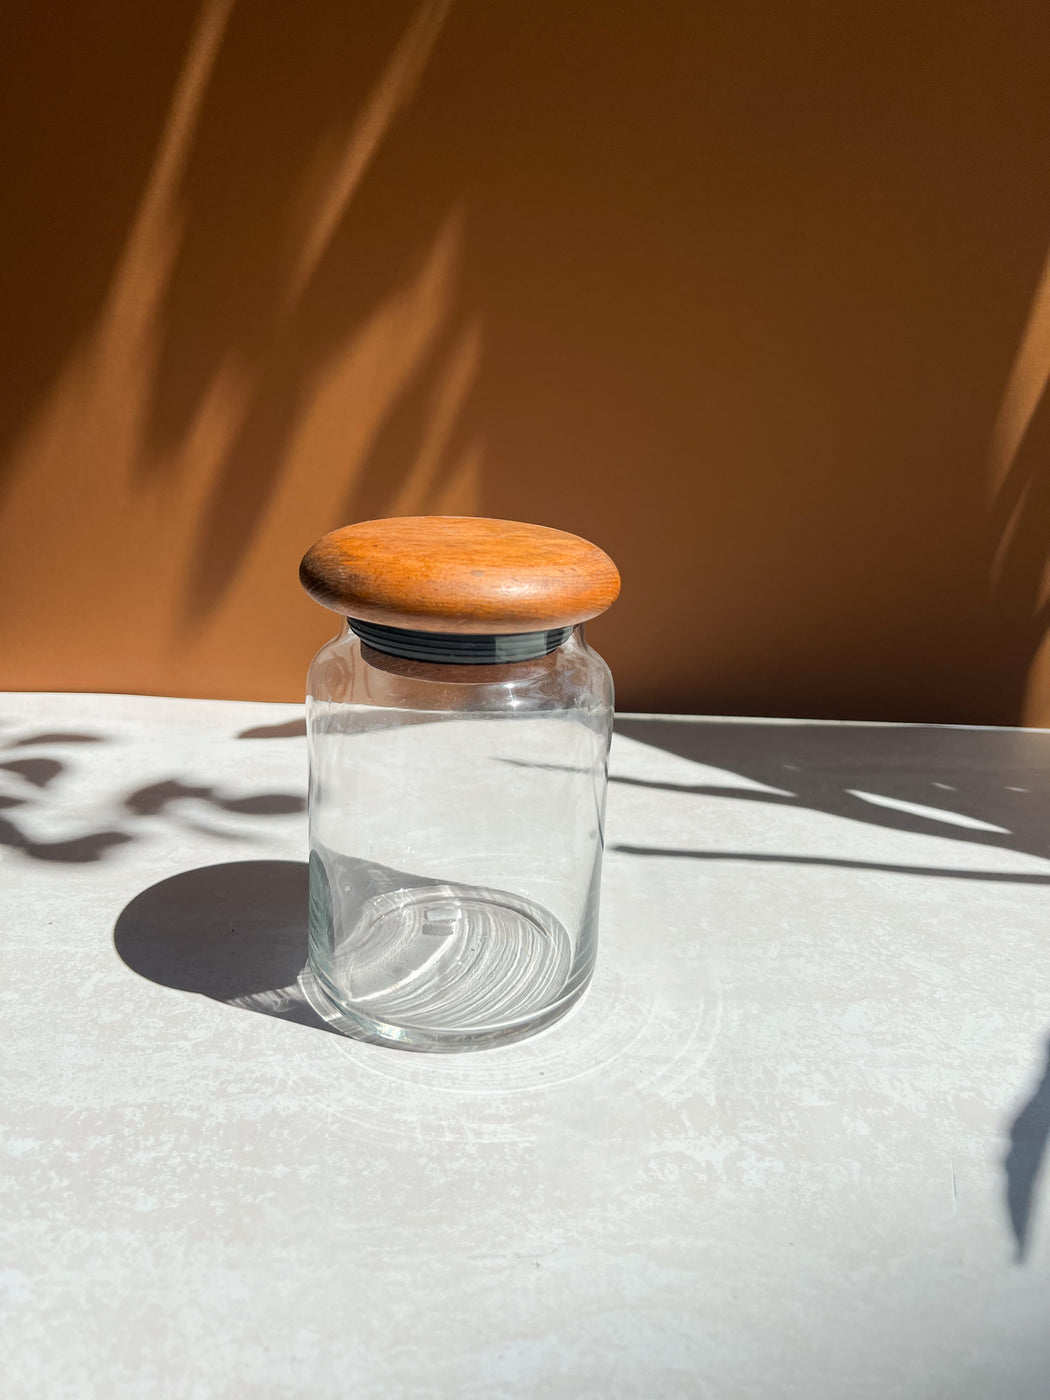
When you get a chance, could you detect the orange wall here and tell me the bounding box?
[4,1,1050,723]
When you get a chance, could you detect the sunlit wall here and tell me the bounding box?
[3,1,1050,723]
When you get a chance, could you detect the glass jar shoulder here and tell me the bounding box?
[306,628,356,704]
[306,626,611,714]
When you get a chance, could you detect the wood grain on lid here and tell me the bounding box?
[299,516,621,634]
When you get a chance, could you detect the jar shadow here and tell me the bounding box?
[114,859,339,1035]
[114,855,582,1049]
[112,856,722,1125]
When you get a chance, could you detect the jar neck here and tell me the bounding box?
[347,618,573,665]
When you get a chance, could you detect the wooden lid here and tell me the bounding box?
[300,516,620,634]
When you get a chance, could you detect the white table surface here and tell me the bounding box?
[4,692,1050,1399]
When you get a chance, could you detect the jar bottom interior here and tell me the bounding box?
[305,848,595,1051]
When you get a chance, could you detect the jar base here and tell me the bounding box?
[299,965,591,1051]
[303,883,591,1052]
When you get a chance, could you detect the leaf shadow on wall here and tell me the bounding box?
[449,7,1050,724]
[129,0,471,622]
[0,0,477,624]
[8,4,1050,716]
[0,2,203,486]
[985,253,1050,726]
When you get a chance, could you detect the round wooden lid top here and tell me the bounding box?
[300,516,620,634]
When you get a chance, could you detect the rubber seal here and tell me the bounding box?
[348,619,572,665]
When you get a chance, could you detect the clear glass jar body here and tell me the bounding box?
[303,623,614,1051]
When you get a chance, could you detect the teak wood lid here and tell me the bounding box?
[300,516,620,634]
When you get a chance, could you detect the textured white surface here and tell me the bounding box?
[4,693,1050,1398]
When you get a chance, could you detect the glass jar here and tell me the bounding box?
[298,516,620,1052]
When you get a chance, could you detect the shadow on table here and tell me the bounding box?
[614,717,1050,865]
[114,859,335,1034]
[615,717,1050,1265]
[0,723,305,863]
[238,718,307,739]
[110,718,1050,1258]
[1006,1039,1050,1262]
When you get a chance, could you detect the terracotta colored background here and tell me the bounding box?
[4,1,1050,722]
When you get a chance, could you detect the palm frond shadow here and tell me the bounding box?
[614,717,1050,866]
[615,717,1050,1264]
